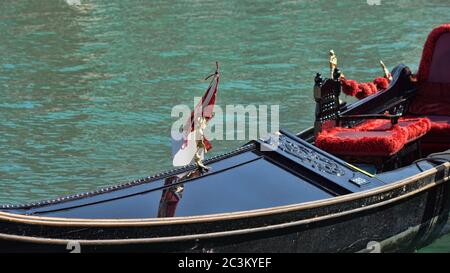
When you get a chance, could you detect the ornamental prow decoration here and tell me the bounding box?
[262,133,346,177]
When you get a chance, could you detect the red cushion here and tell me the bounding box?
[316,123,407,157]
[316,118,431,157]
[355,117,431,142]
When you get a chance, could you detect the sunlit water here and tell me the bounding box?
[0,0,449,251]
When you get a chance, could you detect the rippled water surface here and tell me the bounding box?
[0,0,449,251]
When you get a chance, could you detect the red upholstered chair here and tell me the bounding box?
[407,24,450,154]
[313,72,431,171]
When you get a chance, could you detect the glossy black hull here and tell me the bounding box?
[1,164,449,253]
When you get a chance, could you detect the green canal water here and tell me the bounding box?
[0,0,449,252]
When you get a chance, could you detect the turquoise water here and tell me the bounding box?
[0,0,449,251]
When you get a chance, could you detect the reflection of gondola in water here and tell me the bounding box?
[158,169,203,218]
[158,176,183,218]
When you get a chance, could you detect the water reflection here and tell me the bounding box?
[157,168,204,218]
[158,175,183,218]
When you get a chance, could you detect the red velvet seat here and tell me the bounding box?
[316,118,431,157]
[407,24,450,154]
[316,124,406,157]
[355,117,431,142]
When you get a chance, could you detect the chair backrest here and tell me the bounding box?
[409,24,450,116]
[417,24,450,83]
[313,72,341,136]
[428,32,450,83]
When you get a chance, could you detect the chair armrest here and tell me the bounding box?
[340,64,414,116]
[383,98,408,110]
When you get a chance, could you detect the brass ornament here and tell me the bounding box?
[194,116,210,172]
[380,60,393,81]
[329,49,338,79]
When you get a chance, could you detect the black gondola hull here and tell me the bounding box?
[1,164,449,253]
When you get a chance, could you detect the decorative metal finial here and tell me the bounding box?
[315,73,323,84]
[380,60,392,81]
[329,49,337,79]
[194,116,210,172]
[333,68,342,81]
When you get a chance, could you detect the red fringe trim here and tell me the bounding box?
[373,77,389,90]
[341,77,389,99]
[341,78,359,96]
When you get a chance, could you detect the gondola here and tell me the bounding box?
[1,24,450,253]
